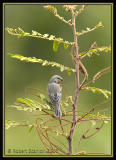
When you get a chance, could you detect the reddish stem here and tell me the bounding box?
[68,9,80,155]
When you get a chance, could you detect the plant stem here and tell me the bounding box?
[68,9,80,155]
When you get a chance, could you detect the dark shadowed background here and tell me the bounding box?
[4,4,112,155]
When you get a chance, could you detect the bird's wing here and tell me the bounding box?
[48,83,62,105]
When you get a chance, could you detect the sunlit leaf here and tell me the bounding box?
[53,40,60,52]
[29,125,34,132]
[6,27,74,46]
[82,86,111,99]
[64,43,69,49]
[8,53,76,75]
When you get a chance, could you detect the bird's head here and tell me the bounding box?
[49,75,63,84]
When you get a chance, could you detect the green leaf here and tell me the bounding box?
[42,60,48,66]
[82,86,111,99]
[39,93,46,101]
[5,120,30,129]
[6,27,74,46]
[5,120,12,129]
[43,5,57,15]
[64,43,69,49]
[8,53,76,74]
[67,71,71,76]
[29,125,34,132]
[53,40,60,52]
[76,21,104,36]
[67,68,72,76]
[60,66,64,72]
[49,35,55,40]
[9,97,43,112]
[79,46,111,58]
[43,34,49,38]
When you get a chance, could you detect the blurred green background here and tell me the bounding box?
[5,4,112,156]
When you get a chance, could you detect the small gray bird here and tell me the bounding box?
[48,75,63,117]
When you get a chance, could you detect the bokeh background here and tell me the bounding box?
[5,4,112,156]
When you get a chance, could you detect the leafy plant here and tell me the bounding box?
[5,4,111,156]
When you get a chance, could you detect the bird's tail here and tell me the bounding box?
[54,104,62,117]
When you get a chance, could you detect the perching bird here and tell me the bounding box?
[48,75,63,117]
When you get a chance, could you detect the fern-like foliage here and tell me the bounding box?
[82,86,111,99]
[79,46,111,58]
[9,97,51,112]
[44,5,72,26]
[76,22,104,36]
[8,53,76,75]
[5,120,31,129]
[6,27,74,52]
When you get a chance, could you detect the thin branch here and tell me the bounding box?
[44,5,72,26]
[77,117,111,123]
[68,8,80,155]
[79,46,111,59]
[76,22,103,36]
[55,13,72,26]
[83,121,104,139]
[59,118,65,133]
[41,118,57,125]
[49,133,68,151]
[83,66,111,87]
[40,126,67,154]
[45,131,56,155]
[79,61,88,89]
[34,124,50,152]
[92,66,111,83]
[72,10,80,123]
[70,46,88,90]
[76,99,111,123]
[76,121,104,152]
[75,5,88,17]
[60,118,72,124]
[76,124,94,152]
